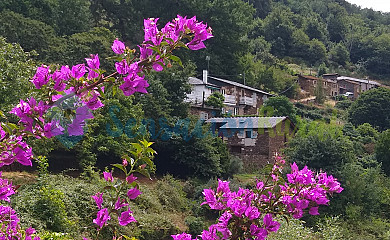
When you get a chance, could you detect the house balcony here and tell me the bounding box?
[239,96,254,106]
[223,94,236,105]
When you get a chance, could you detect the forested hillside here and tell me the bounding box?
[1,0,390,91]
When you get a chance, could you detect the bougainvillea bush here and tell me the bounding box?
[172,156,343,240]
[0,14,342,240]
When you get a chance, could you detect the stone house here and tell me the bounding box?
[298,74,380,99]
[186,71,274,119]
[298,74,338,97]
[337,76,380,99]
[206,117,296,171]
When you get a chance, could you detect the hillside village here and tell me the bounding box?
[1,0,390,239]
[185,70,383,169]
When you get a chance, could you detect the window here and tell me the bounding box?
[200,112,208,120]
[221,89,226,95]
[234,107,239,116]
[313,80,317,85]
[245,130,252,138]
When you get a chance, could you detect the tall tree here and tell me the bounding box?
[349,88,390,131]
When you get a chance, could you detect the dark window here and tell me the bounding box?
[245,130,252,138]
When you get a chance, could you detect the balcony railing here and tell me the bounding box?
[239,96,254,106]
[223,94,236,105]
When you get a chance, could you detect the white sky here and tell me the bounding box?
[346,0,390,13]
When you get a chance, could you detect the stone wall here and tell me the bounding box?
[224,119,295,172]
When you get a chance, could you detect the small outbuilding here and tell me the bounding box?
[206,117,296,171]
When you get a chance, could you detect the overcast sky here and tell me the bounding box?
[346,0,390,13]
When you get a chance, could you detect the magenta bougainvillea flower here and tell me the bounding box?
[126,174,137,184]
[118,209,136,226]
[93,208,110,229]
[111,39,125,54]
[92,192,103,210]
[71,64,86,79]
[31,65,50,89]
[127,188,141,200]
[85,54,100,69]
[103,172,113,182]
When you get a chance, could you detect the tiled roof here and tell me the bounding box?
[206,117,288,129]
[208,76,274,96]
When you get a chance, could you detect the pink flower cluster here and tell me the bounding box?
[91,172,140,229]
[10,98,63,139]
[0,125,33,167]
[172,158,343,240]
[0,173,39,239]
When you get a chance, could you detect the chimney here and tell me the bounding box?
[203,70,208,84]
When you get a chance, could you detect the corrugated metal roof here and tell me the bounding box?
[206,117,288,129]
[337,76,380,85]
[208,76,274,96]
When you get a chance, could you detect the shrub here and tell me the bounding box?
[185,216,206,237]
[34,186,72,232]
[135,214,179,240]
[155,175,188,211]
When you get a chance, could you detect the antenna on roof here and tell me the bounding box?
[205,56,210,73]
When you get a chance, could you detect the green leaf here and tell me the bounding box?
[169,55,183,67]
[131,143,143,154]
[0,111,5,118]
[112,163,127,174]
[113,85,118,96]
[1,123,12,135]
[166,37,175,44]
[136,168,151,180]
[103,185,116,191]
[97,87,105,99]
[140,157,155,168]
[148,46,160,54]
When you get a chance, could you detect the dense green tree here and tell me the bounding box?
[348,88,390,131]
[308,39,327,64]
[304,13,328,42]
[285,122,354,175]
[154,128,232,179]
[366,34,390,76]
[327,3,349,43]
[329,43,350,66]
[0,10,57,54]
[356,123,379,144]
[314,79,325,104]
[136,63,195,121]
[90,0,255,75]
[45,27,116,69]
[248,0,272,19]
[375,130,390,176]
[0,0,92,36]
[0,38,36,111]
[262,96,297,123]
[205,92,224,110]
[263,7,296,57]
